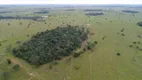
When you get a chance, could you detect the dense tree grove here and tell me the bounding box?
[12,25,89,65]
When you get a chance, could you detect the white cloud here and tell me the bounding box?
[0,0,142,4]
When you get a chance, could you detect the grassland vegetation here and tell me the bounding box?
[0,5,142,80]
[66,9,75,11]
[116,53,120,56]
[74,65,81,70]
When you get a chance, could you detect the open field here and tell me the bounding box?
[0,5,142,80]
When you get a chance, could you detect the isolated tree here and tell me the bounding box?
[7,59,11,64]
[13,64,20,71]
[20,22,23,25]
[8,23,10,26]
[116,53,120,56]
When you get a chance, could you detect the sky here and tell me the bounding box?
[0,0,142,4]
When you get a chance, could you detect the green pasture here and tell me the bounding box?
[0,6,142,80]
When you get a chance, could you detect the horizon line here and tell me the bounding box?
[0,4,142,5]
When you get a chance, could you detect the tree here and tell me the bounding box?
[20,22,22,25]
[8,23,10,26]
[7,59,11,64]
[116,53,120,56]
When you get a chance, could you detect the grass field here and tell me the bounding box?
[0,5,142,80]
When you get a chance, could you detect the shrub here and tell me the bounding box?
[136,46,139,49]
[93,40,98,44]
[7,59,11,64]
[121,33,125,36]
[20,22,22,25]
[87,40,98,50]
[139,48,142,51]
[13,64,20,71]
[73,53,80,57]
[74,65,80,70]
[133,41,137,44]
[137,42,140,44]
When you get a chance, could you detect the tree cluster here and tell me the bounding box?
[0,16,42,21]
[12,25,89,65]
[137,21,142,27]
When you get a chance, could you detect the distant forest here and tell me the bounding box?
[0,16,43,21]
[122,10,139,13]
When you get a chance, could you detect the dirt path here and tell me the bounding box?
[86,24,91,27]
[10,58,26,69]
[89,54,92,80]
